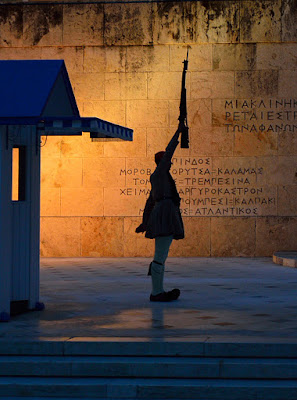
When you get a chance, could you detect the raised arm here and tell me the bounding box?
[155,128,181,172]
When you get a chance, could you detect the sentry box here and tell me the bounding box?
[0,60,133,321]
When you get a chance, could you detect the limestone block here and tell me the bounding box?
[105,72,147,100]
[105,46,128,72]
[40,46,84,72]
[40,217,81,257]
[84,46,126,73]
[169,99,180,128]
[212,98,227,128]
[103,128,146,158]
[256,156,297,186]
[210,127,234,156]
[212,97,286,132]
[126,100,169,128]
[278,131,297,156]
[187,99,212,130]
[148,72,181,100]
[240,0,281,43]
[83,157,126,188]
[40,187,61,217]
[214,97,295,149]
[212,98,240,129]
[104,3,152,46]
[83,47,105,74]
[123,217,154,257]
[277,185,297,216]
[83,100,126,127]
[279,70,297,97]
[70,72,104,101]
[170,217,211,257]
[185,128,210,156]
[40,136,61,158]
[125,157,154,188]
[0,46,42,60]
[212,156,257,172]
[147,127,174,158]
[257,44,297,71]
[190,127,233,157]
[282,0,297,41]
[256,217,297,256]
[63,4,103,46]
[198,1,239,43]
[179,178,260,218]
[41,158,83,188]
[235,71,278,98]
[61,133,103,158]
[147,125,189,158]
[81,217,124,257]
[170,44,212,72]
[61,187,103,216]
[152,2,198,44]
[23,5,63,46]
[213,44,256,71]
[126,45,169,73]
[191,71,235,99]
[0,5,23,47]
[104,187,149,217]
[211,217,256,257]
[186,190,237,218]
[212,156,258,186]
[234,131,278,156]
[232,185,277,217]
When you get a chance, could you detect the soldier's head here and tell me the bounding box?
[154,151,165,165]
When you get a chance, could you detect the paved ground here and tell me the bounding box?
[1,257,297,340]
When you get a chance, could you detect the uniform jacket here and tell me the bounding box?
[141,130,184,240]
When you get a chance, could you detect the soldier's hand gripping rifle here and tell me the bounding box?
[178,49,189,148]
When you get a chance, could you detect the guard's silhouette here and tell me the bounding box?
[136,125,185,302]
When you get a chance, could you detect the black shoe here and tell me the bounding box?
[168,288,180,300]
[150,292,173,302]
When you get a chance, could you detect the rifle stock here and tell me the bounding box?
[180,125,189,149]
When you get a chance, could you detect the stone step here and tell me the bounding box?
[0,395,195,400]
[1,338,297,358]
[1,355,297,379]
[0,377,296,399]
[273,251,297,268]
[0,398,185,400]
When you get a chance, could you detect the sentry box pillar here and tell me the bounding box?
[0,125,41,321]
[0,60,133,321]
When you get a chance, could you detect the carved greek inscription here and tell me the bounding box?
[118,157,276,217]
[224,98,297,134]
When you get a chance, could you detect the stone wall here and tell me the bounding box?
[0,0,296,257]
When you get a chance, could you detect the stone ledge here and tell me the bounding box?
[273,252,297,268]
[1,338,297,358]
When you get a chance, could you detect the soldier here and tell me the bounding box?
[136,126,184,302]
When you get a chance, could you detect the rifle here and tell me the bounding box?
[178,48,189,148]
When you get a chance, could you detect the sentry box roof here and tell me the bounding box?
[0,60,133,141]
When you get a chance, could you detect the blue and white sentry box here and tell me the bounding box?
[0,60,133,321]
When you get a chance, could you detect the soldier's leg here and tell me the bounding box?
[150,235,173,296]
